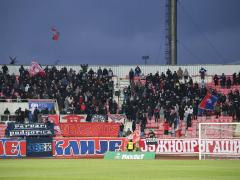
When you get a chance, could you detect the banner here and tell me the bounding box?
[58,122,120,137]
[26,137,53,157]
[7,123,54,137]
[104,152,155,160]
[0,124,6,138]
[42,114,59,124]
[91,115,107,122]
[60,115,87,123]
[108,114,126,123]
[53,137,126,158]
[0,138,26,158]
[140,139,199,154]
[139,139,240,155]
[29,99,55,113]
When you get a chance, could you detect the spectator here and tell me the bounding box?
[97,67,103,78]
[134,66,141,77]
[33,107,40,123]
[119,122,124,137]
[154,104,160,122]
[81,64,88,73]
[213,74,219,86]
[15,107,24,123]
[125,128,132,137]
[226,77,232,89]
[163,120,170,135]
[129,68,134,83]
[108,68,113,78]
[4,108,10,115]
[132,120,136,132]
[127,139,134,152]
[183,68,189,82]
[24,108,30,122]
[199,67,207,80]
[232,73,237,85]
[177,67,183,79]
[220,73,226,88]
[2,65,8,74]
[3,108,10,121]
[41,107,49,115]
[215,102,221,118]
[148,130,156,138]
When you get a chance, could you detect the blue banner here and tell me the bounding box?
[29,99,55,113]
[26,137,53,157]
[54,138,126,158]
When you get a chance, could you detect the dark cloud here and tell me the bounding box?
[0,0,239,65]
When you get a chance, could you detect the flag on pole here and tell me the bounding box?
[199,93,218,110]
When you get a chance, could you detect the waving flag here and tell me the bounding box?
[199,93,218,110]
[28,62,45,77]
[51,27,60,41]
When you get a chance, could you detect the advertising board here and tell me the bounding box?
[104,152,155,160]
[0,138,26,158]
[26,137,53,157]
[139,139,240,155]
[53,137,126,158]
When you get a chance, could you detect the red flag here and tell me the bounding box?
[28,62,45,77]
[51,27,60,41]
[52,32,60,41]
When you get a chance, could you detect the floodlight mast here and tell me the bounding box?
[166,0,177,65]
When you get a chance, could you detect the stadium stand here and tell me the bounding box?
[0,64,240,139]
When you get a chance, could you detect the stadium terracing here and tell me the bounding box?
[0,64,240,159]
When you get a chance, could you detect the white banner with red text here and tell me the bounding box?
[139,138,240,155]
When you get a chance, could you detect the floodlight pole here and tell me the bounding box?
[142,56,149,65]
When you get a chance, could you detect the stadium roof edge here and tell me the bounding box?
[1,64,240,66]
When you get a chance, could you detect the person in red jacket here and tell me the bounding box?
[80,103,86,113]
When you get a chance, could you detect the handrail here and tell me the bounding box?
[0,99,57,102]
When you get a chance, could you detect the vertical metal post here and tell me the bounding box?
[199,123,202,160]
[166,0,177,65]
[142,56,149,65]
[170,0,177,65]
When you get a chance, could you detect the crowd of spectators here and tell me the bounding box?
[1,64,240,137]
[2,106,55,123]
[121,67,240,135]
[0,65,116,121]
[213,72,240,88]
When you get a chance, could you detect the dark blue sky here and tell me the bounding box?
[0,0,240,65]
